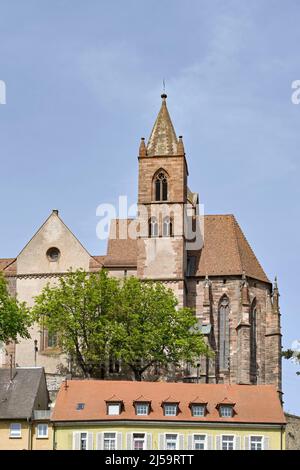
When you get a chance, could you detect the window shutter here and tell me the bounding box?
[263,436,270,450]
[116,432,123,450]
[235,435,241,450]
[158,433,164,450]
[146,433,152,450]
[96,432,103,450]
[72,432,80,450]
[216,435,221,450]
[207,435,213,450]
[178,434,184,450]
[244,436,250,450]
[126,432,133,450]
[87,432,94,450]
[187,434,193,450]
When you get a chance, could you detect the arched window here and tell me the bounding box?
[218,296,230,371]
[155,171,168,201]
[250,299,257,384]
[149,217,158,237]
[163,216,173,237]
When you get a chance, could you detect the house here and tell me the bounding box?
[0,367,52,450]
[51,380,286,450]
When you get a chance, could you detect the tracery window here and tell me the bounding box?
[250,299,257,383]
[154,171,168,201]
[162,216,173,237]
[218,296,230,370]
[149,217,159,237]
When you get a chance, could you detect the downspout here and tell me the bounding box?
[280,425,284,450]
[52,423,56,450]
[27,418,32,450]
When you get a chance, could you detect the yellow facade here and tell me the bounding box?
[0,420,52,450]
[54,423,285,451]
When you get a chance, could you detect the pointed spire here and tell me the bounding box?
[203,275,211,307]
[241,271,250,306]
[147,94,179,156]
[177,135,185,155]
[273,276,280,313]
[139,137,147,157]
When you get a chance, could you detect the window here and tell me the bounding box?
[218,296,230,370]
[80,432,87,450]
[107,404,121,415]
[149,217,159,237]
[135,403,149,416]
[165,434,178,450]
[37,423,48,438]
[104,432,116,450]
[250,436,263,451]
[133,433,146,450]
[155,171,168,201]
[194,434,206,450]
[162,216,173,237]
[191,405,205,417]
[219,405,233,418]
[10,423,21,438]
[46,247,60,262]
[222,435,235,450]
[163,404,178,416]
[40,327,58,351]
[76,403,85,410]
[250,299,257,384]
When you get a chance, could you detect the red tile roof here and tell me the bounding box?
[51,380,285,424]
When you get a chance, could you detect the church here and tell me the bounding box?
[0,94,282,395]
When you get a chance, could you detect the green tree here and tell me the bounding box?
[113,277,211,381]
[32,269,120,378]
[282,346,300,375]
[33,270,211,381]
[0,272,31,344]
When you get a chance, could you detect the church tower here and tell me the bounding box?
[137,93,189,306]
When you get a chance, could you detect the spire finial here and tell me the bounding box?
[161,79,167,100]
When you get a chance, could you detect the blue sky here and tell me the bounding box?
[0,0,300,413]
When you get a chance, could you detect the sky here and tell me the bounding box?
[0,0,300,413]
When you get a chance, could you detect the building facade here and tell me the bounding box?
[51,380,286,450]
[0,367,52,450]
[0,94,282,393]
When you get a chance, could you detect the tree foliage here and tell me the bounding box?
[32,270,211,380]
[282,348,300,375]
[0,272,31,344]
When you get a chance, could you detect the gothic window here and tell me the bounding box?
[154,171,168,201]
[218,296,230,371]
[162,216,173,237]
[250,299,257,384]
[149,217,159,237]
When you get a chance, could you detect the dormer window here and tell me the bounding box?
[135,403,149,416]
[163,403,178,417]
[219,405,234,418]
[106,402,122,416]
[191,404,206,417]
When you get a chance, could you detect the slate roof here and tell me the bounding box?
[52,380,285,424]
[0,367,47,420]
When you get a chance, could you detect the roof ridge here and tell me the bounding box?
[229,215,244,273]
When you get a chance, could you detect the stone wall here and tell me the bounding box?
[285,413,300,450]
